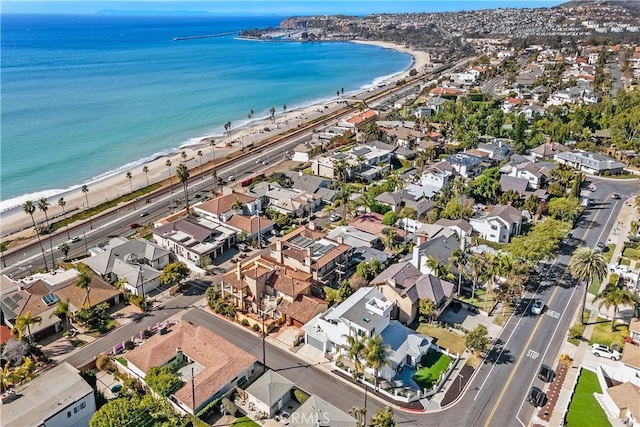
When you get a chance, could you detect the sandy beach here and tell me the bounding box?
[0,40,429,246]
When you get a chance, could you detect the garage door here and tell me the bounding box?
[306,335,324,352]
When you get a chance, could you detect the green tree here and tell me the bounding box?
[522,193,539,215]
[58,197,71,239]
[75,263,93,307]
[419,299,437,323]
[370,407,397,427]
[465,325,491,356]
[382,211,398,226]
[398,206,417,220]
[90,395,171,427]
[38,198,56,268]
[159,262,190,287]
[145,365,183,397]
[343,334,366,381]
[125,171,133,194]
[449,249,466,295]
[426,255,450,279]
[58,242,70,259]
[14,311,42,341]
[440,196,474,220]
[381,227,398,251]
[499,189,522,207]
[470,167,501,203]
[176,163,190,213]
[52,299,72,329]
[547,197,582,223]
[142,165,150,187]
[165,159,173,191]
[22,200,48,270]
[593,283,640,332]
[224,121,232,145]
[333,158,349,183]
[569,247,607,325]
[364,334,391,391]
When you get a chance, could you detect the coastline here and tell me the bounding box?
[0,39,425,240]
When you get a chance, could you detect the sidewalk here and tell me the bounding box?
[535,196,638,427]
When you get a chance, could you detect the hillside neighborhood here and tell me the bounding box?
[3,2,640,427]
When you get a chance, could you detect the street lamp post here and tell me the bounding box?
[458,373,464,393]
[260,312,267,373]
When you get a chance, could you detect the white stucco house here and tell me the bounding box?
[470,205,523,244]
[302,287,432,381]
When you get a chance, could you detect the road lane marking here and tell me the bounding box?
[526,349,540,360]
[483,195,608,426]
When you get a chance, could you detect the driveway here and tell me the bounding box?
[439,304,502,338]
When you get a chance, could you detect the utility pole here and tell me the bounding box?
[191,366,196,424]
[261,312,267,373]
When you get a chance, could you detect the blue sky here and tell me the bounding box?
[2,1,566,16]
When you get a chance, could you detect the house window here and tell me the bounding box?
[80,401,86,409]
[67,412,72,418]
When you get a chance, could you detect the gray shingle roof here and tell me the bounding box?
[245,370,293,408]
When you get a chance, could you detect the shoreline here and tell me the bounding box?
[0,39,427,239]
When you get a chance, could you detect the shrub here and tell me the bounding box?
[241,319,250,327]
[252,323,261,332]
[146,365,183,397]
[569,326,583,341]
[96,354,116,372]
[221,397,239,417]
[293,389,310,404]
[196,398,221,418]
[116,357,128,367]
[124,341,135,351]
[142,329,154,339]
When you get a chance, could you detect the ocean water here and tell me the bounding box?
[0,13,411,209]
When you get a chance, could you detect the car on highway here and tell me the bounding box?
[612,193,621,199]
[70,236,82,243]
[592,344,621,360]
[595,241,606,252]
[228,175,235,181]
[538,365,555,383]
[140,211,149,217]
[130,223,140,229]
[527,387,546,407]
[531,299,545,315]
[330,213,342,222]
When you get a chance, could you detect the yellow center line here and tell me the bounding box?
[483,198,608,427]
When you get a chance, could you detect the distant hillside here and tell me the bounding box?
[560,0,640,9]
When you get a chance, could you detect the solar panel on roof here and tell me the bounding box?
[290,235,313,248]
[42,293,59,306]
[2,296,20,311]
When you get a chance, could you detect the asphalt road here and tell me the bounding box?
[54,177,638,426]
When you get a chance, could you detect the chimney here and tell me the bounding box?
[309,221,316,231]
[417,232,428,245]
[236,261,242,281]
[545,136,552,147]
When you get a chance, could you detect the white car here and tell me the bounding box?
[70,236,82,243]
[591,344,621,360]
[531,299,544,315]
[329,213,341,222]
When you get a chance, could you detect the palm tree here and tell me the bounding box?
[364,334,390,392]
[449,249,466,296]
[81,185,92,229]
[341,87,344,97]
[165,159,174,192]
[125,171,133,194]
[51,299,72,329]
[481,254,501,312]
[197,150,204,180]
[1,362,16,392]
[176,163,190,214]
[426,255,448,279]
[335,185,352,220]
[14,311,42,341]
[211,169,218,196]
[58,242,70,259]
[283,104,287,123]
[382,227,398,251]
[469,253,483,300]
[181,150,187,163]
[344,333,369,423]
[333,158,349,183]
[23,201,48,270]
[370,407,397,427]
[248,109,254,144]
[269,106,276,124]
[224,121,232,146]
[594,283,640,331]
[58,197,71,239]
[38,198,56,269]
[142,165,150,187]
[75,264,92,307]
[569,247,607,324]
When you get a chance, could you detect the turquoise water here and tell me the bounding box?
[1,14,411,209]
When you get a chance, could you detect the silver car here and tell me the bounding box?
[592,344,621,360]
[531,299,544,315]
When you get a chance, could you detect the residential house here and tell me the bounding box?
[83,238,171,296]
[302,287,433,380]
[1,362,96,427]
[434,218,473,246]
[153,216,237,268]
[326,226,381,249]
[269,226,352,286]
[123,321,256,415]
[282,171,336,204]
[311,141,394,181]
[264,185,322,218]
[411,234,460,275]
[499,175,529,196]
[508,161,547,189]
[426,96,448,113]
[554,150,626,175]
[601,382,640,427]
[244,370,294,418]
[372,261,454,324]
[522,105,546,121]
[352,247,389,265]
[288,395,358,427]
[470,205,523,244]
[279,295,328,328]
[476,139,512,161]
[420,163,455,192]
[219,255,313,318]
[530,139,570,160]
[629,318,640,344]
[445,153,484,178]
[501,97,524,114]
[338,109,378,131]
[375,190,436,217]
[412,107,432,119]
[1,271,121,340]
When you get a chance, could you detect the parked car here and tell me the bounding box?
[595,241,606,252]
[330,213,342,222]
[531,299,545,315]
[591,343,621,360]
[527,387,546,407]
[130,223,140,229]
[538,365,555,383]
[237,243,248,252]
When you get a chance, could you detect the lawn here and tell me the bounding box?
[457,288,497,311]
[620,257,631,266]
[587,277,601,295]
[565,369,611,427]
[567,309,591,346]
[603,244,616,264]
[412,351,451,390]
[231,416,259,427]
[622,246,640,259]
[416,323,466,354]
[589,317,629,348]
